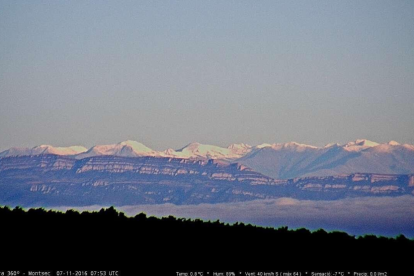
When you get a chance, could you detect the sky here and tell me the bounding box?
[1,1,413,152]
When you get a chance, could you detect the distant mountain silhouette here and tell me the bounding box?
[0,206,413,275]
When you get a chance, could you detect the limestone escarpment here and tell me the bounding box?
[0,155,412,206]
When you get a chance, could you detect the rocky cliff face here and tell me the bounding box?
[266,173,413,200]
[0,155,412,206]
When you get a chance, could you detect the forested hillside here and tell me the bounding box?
[0,206,413,275]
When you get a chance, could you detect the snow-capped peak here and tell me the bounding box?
[77,140,156,158]
[175,142,233,159]
[354,139,379,147]
[388,140,400,146]
[343,139,379,152]
[283,142,317,149]
[254,142,317,151]
[154,142,252,160]
[324,143,340,148]
[255,143,273,149]
[0,145,88,157]
[45,145,88,155]
[119,140,153,153]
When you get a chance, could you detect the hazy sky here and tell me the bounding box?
[1,1,413,151]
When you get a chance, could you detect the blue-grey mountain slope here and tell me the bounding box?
[236,140,414,179]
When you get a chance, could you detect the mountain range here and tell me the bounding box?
[0,154,413,206]
[1,139,414,179]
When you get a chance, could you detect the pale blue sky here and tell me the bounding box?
[1,1,413,151]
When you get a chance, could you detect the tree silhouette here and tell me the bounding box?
[0,205,412,275]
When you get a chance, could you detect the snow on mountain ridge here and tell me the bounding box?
[388,141,400,146]
[343,139,380,152]
[255,143,273,149]
[237,139,414,179]
[170,142,244,159]
[253,142,318,152]
[0,145,87,157]
[119,140,154,153]
[77,141,157,159]
[1,139,412,161]
[324,143,341,148]
[46,146,88,155]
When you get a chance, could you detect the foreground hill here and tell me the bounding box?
[0,154,413,206]
[0,206,412,275]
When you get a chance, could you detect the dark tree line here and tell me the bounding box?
[0,206,413,275]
